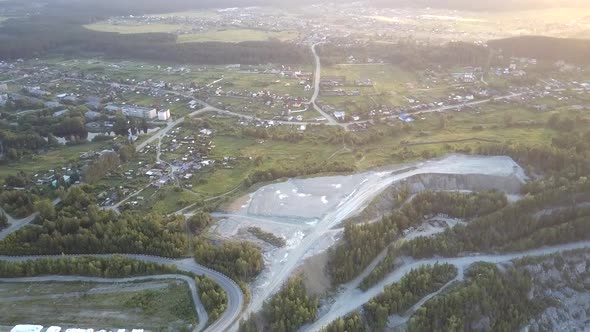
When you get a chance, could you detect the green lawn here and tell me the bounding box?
[0,281,196,330]
[178,29,299,43]
[144,186,202,214]
[84,22,187,34]
[85,22,298,43]
[0,141,111,179]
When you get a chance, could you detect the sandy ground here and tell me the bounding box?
[296,251,333,296]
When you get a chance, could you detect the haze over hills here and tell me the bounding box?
[21,0,590,16]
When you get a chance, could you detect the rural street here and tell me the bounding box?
[309,43,341,127]
[0,274,209,332]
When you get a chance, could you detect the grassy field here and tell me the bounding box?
[85,21,299,43]
[319,63,459,115]
[0,280,196,330]
[187,103,566,199]
[84,22,187,34]
[177,29,299,43]
[141,186,202,215]
[0,141,111,179]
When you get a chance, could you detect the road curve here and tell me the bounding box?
[0,274,208,332]
[303,240,590,331]
[0,254,243,332]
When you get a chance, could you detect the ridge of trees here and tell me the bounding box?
[364,263,458,331]
[407,263,545,331]
[197,274,229,323]
[320,311,366,332]
[0,255,178,278]
[239,275,319,332]
[327,190,506,285]
[193,239,263,283]
[245,161,355,187]
[401,183,590,259]
[248,227,286,247]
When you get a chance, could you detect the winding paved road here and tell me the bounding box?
[0,197,244,331]
[0,274,209,332]
[0,254,244,332]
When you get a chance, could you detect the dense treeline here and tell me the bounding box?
[193,239,263,282]
[400,190,507,222]
[488,36,590,66]
[240,275,319,332]
[197,275,228,323]
[0,255,178,278]
[248,227,286,247]
[320,311,366,332]
[246,161,355,186]
[263,275,319,332]
[187,212,214,235]
[319,40,489,69]
[0,212,7,230]
[407,263,543,331]
[0,186,188,257]
[475,141,590,181]
[327,191,506,285]
[0,16,309,64]
[0,190,37,218]
[364,263,458,331]
[0,129,49,161]
[401,184,590,259]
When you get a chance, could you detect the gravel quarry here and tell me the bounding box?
[216,154,529,326]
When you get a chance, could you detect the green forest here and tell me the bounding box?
[196,274,229,323]
[407,263,545,331]
[240,275,319,332]
[320,311,366,332]
[0,186,188,257]
[327,190,506,285]
[364,263,458,331]
[193,239,263,283]
[0,255,178,278]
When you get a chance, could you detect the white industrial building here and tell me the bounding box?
[122,107,157,119]
[157,109,171,121]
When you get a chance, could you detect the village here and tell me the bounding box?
[0,44,589,214]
